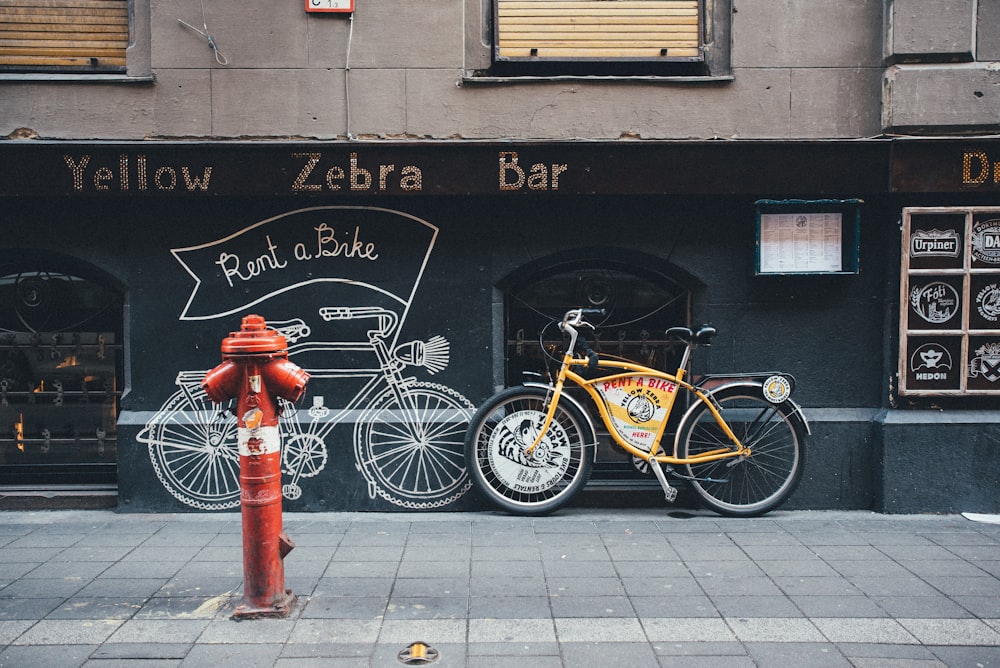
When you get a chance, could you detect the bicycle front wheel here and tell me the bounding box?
[678,385,805,517]
[465,386,592,515]
[144,389,241,511]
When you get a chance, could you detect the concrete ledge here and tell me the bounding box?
[883,64,1000,133]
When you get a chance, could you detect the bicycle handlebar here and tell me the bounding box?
[318,307,399,337]
[559,309,605,369]
[560,308,606,329]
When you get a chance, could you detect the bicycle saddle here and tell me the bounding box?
[666,325,717,346]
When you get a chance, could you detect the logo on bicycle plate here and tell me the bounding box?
[487,411,570,494]
[910,282,960,324]
[762,376,792,404]
[625,394,656,423]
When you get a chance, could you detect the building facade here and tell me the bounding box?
[0,0,997,513]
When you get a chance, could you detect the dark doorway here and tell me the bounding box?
[0,258,124,498]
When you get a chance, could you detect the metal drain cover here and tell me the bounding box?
[398,641,440,665]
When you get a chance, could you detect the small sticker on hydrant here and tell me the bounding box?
[249,374,262,393]
[238,425,280,457]
[243,408,264,431]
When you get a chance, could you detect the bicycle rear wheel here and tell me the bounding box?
[465,386,592,515]
[678,385,805,517]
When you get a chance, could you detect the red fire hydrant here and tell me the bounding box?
[202,315,310,619]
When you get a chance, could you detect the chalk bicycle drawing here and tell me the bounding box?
[139,306,474,510]
[465,308,809,517]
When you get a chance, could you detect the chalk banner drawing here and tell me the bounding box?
[136,207,475,510]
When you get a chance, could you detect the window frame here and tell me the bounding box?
[898,206,1000,397]
[466,0,731,80]
[0,0,150,81]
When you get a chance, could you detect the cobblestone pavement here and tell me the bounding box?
[1,508,999,667]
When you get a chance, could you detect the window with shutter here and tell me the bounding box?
[0,0,129,73]
[483,0,729,78]
[495,0,702,62]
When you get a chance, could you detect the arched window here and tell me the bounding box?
[0,259,123,497]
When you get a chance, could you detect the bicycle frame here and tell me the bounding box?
[526,351,750,468]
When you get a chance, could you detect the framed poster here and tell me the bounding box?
[754,200,861,275]
[899,207,1000,395]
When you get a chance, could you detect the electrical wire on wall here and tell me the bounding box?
[344,14,355,139]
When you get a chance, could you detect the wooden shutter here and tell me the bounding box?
[0,0,129,70]
[496,0,701,61]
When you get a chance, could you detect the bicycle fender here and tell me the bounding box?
[673,381,811,456]
[522,381,601,462]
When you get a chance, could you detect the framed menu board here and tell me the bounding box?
[899,207,1000,395]
[755,200,861,275]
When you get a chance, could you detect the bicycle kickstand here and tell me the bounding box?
[649,460,679,503]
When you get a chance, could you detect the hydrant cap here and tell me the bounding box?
[220,314,289,355]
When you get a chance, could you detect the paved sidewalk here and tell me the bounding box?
[1,508,999,667]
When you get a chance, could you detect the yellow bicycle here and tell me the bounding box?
[464,308,809,517]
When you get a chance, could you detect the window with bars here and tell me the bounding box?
[0,0,129,73]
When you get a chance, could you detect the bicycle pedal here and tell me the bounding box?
[649,460,679,504]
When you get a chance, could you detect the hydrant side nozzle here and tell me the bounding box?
[202,359,242,404]
[261,359,311,403]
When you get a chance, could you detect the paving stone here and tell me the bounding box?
[559,641,658,667]
[629,594,718,618]
[554,617,645,642]
[198,618,295,644]
[106,619,211,644]
[744,641,851,667]
[811,617,919,644]
[390,577,469,598]
[550,594,635,618]
[300,594,387,619]
[0,644,95,668]
[467,618,556,644]
[468,595,550,619]
[0,619,35,644]
[377,618,466,644]
[14,619,123,645]
[0,596,67,620]
[178,643,283,668]
[898,618,1000,646]
[286,618,381,644]
[385,596,468,620]
[642,617,736,642]
[727,617,826,643]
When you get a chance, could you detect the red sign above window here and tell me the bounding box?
[305,0,353,13]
